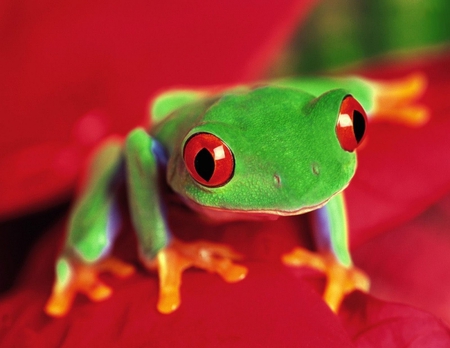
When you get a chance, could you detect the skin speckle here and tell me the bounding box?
[312,163,320,176]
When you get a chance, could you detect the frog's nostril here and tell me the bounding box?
[311,163,320,176]
[273,174,282,187]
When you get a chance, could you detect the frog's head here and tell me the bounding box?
[165,86,367,216]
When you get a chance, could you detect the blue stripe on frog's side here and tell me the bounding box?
[310,193,352,267]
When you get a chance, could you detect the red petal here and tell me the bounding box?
[0,0,318,218]
[353,192,450,324]
[340,292,450,347]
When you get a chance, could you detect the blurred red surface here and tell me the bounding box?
[0,0,316,218]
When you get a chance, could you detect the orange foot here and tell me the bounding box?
[142,239,248,314]
[282,247,369,313]
[372,73,429,126]
[45,256,135,317]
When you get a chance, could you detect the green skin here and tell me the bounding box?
[57,77,374,286]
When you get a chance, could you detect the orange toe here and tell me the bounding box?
[150,239,247,314]
[45,256,135,317]
[282,247,369,313]
[373,73,429,126]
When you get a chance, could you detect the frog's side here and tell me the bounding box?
[45,75,427,316]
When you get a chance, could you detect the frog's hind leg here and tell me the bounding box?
[45,137,135,317]
[45,254,135,317]
[371,73,429,126]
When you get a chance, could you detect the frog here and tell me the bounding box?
[45,73,427,316]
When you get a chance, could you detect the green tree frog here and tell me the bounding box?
[45,74,427,316]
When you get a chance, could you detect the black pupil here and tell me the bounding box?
[353,110,366,143]
[194,148,215,181]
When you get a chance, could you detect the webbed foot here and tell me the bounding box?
[45,256,135,317]
[282,247,369,312]
[143,239,248,314]
[372,73,429,126]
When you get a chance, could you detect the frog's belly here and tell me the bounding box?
[180,194,331,223]
[181,196,281,223]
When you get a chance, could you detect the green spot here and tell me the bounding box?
[311,163,320,176]
[75,233,108,263]
[56,258,72,288]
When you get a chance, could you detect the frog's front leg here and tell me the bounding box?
[45,137,135,317]
[125,129,248,314]
[282,193,369,312]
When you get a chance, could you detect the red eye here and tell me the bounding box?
[336,95,368,152]
[183,133,235,187]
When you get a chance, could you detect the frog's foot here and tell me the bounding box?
[45,256,135,317]
[143,239,248,314]
[282,247,369,312]
[372,73,429,126]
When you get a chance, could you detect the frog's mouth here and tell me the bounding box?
[181,195,332,223]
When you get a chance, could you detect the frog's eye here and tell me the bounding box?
[336,95,368,152]
[183,133,234,187]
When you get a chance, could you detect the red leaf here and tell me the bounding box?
[0,0,318,219]
[340,292,450,347]
[353,192,450,325]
